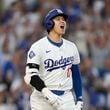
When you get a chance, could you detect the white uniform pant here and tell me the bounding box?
[30,90,76,110]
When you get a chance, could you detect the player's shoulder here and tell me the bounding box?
[30,36,47,49]
[63,38,77,48]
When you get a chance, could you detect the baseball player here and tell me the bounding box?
[24,8,83,110]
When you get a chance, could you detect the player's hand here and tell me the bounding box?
[74,101,83,110]
[42,88,62,107]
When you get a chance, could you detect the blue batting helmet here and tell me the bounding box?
[43,9,68,32]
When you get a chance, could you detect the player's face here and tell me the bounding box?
[52,16,66,35]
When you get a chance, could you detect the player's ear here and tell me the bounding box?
[42,17,54,33]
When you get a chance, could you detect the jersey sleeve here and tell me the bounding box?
[72,44,80,64]
[27,44,41,65]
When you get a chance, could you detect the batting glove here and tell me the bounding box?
[75,101,83,110]
[42,88,62,107]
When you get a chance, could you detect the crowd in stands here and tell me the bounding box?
[0,0,110,110]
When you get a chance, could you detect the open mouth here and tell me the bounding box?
[60,25,65,29]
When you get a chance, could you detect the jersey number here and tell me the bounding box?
[66,67,71,77]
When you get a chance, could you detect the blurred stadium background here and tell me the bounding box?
[0,0,110,110]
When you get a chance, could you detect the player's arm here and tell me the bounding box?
[24,45,46,91]
[24,62,62,107]
[71,43,83,101]
[71,64,83,110]
[71,64,82,101]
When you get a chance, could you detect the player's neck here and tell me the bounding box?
[48,31,62,43]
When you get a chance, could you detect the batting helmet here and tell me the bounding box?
[43,9,68,32]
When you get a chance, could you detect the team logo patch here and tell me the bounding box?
[29,51,35,59]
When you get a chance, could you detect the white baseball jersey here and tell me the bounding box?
[26,36,80,91]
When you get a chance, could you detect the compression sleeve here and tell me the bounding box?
[71,64,83,101]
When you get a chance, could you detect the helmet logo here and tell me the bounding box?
[46,9,63,18]
[56,9,63,13]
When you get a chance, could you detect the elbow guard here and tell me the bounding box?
[30,75,46,91]
[24,74,46,91]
